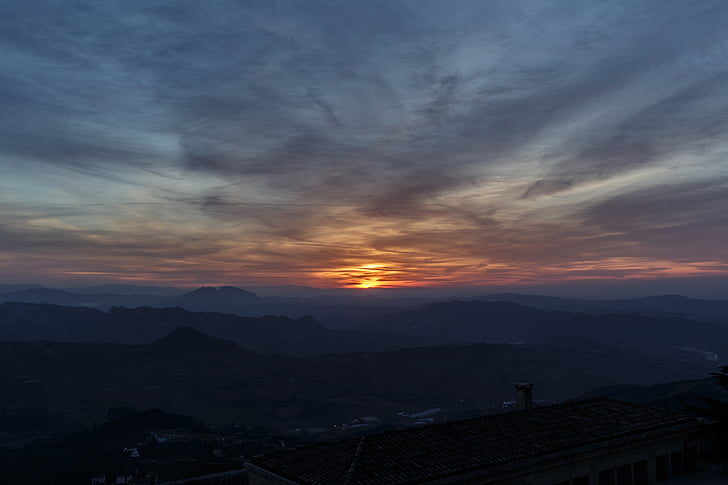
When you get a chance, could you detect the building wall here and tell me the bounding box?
[441,431,702,485]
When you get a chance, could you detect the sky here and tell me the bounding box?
[1,0,728,291]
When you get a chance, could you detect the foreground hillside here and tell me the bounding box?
[0,327,715,445]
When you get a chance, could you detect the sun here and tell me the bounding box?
[355,279,379,289]
[330,263,394,289]
[322,263,407,289]
[353,264,385,288]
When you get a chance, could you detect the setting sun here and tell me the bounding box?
[352,264,386,289]
[321,263,405,289]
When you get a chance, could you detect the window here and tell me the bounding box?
[656,454,670,481]
[685,447,698,472]
[616,464,632,485]
[632,460,647,485]
[599,468,615,485]
[671,450,684,477]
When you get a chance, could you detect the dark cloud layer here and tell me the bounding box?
[1,0,728,289]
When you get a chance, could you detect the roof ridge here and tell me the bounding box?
[343,435,366,485]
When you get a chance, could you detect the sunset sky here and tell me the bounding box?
[1,1,728,290]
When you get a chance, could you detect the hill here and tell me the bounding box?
[173,286,259,309]
[3,285,728,327]
[148,326,243,356]
[0,285,418,327]
[476,293,728,323]
[0,329,715,442]
[358,300,728,360]
[0,287,167,309]
[580,378,728,413]
[0,302,441,356]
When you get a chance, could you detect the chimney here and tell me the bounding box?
[515,382,533,410]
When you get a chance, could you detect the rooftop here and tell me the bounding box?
[249,398,701,485]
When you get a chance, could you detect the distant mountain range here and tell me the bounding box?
[0,283,43,293]
[3,285,728,328]
[0,287,168,308]
[357,300,728,360]
[0,302,441,356]
[473,293,728,323]
[3,289,728,360]
[0,286,420,327]
[69,284,187,296]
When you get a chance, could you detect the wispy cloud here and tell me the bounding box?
[1,0,728,288]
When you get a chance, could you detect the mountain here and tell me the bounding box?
[4,296,728,360]
[476,293,728,323]
[0,330,714,441]
[0,285,427,327]
[0,302,441,356]
[169,286,426,328]
[0,288,87,305]
[0,302,112,341]
[0,283,43,293]
[0,287,168,309]
[68,284,188,296]
[360,300,554,342]
[580,378,728,413]
[4,285,728,326]
[604,295,728,323]
[358,300,728,360]
[246,284,352,298]
[148,326,243,356]
[174,286,259,307]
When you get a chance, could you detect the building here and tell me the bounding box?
[246,397,712,484]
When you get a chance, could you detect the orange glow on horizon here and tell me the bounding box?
[51,256,728,290]
[349,264,390,289]
[321,263,409,289]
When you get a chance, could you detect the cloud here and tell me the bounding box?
[581,179,728,260]
[1,0,728,288]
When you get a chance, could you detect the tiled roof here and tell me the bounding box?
[249,398,700,485]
